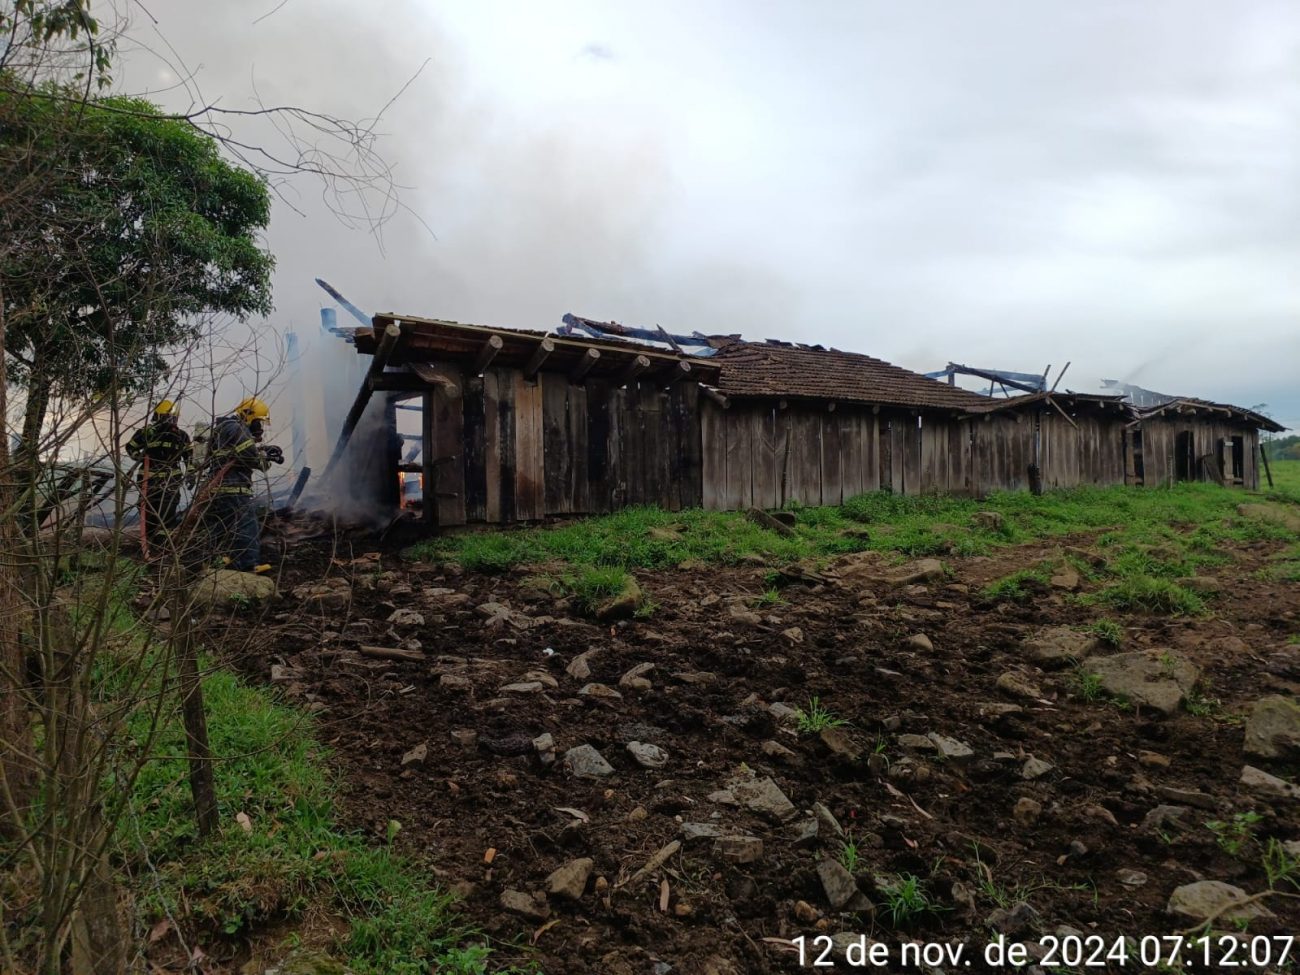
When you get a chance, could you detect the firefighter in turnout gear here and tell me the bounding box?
[203,397,285,572]
[125,400,192,546]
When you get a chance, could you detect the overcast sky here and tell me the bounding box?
[119,0,1300,429]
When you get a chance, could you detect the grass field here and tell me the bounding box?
[410,465,1300,618]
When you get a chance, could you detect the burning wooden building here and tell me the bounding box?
[324,313,1284,528]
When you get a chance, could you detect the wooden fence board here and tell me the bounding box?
[513,372,544,520]
[701,399,727,511]
[462,376,487,522]
[542,374,570,513]
[676,382,702,509]
[724,408,753,510]
[483,372,502,522]
[821,411,843,506]
[433,379,466,525]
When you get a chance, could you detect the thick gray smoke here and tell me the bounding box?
[112,0,1300,437]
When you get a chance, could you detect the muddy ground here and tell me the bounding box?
[220,521,1300,973]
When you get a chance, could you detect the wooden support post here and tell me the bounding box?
[661,360,692,388]
[422,390,437,528]
[524,337,555,380]
[323,321,401,479]
[699,385,729,409]
[1261,442,1274,489]
[617,354,650,387]
[571,347,600,382]
[473,334,504,375]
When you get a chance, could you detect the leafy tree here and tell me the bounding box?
[0,86,274,450]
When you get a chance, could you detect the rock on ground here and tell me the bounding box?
[192,569,276,607]
[1244,695,1300,759]
[546,857,594,900]
[564,744,615,779]
[595,576,642,621]
[1167,881,1274,923]
[1082,650,1199,715]
[1023,627,1100,668]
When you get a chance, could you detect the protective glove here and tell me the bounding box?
[262,444,285,465]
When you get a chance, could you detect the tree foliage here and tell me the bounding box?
[0,86,274,440]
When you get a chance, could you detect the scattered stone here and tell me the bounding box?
[578,683,624,702]
[1244,695,1300,759]
[817,859,862,910]
[1081,650,1200,715]
[898,734,937,751]
[1013,797,1042,825]
[731,774,798,822]
[532,733,556,766]
[1021,757,1054,780]
[1240,765,1300,799]
[761,739,797,762]
[627,806,647,822]
[594,576,642,621]
[996,672,1043,701]
[192,569,276,606]
[927,733,974,762]
[521,670,559,689]
[566,650,597,680]
[499,681,544,695]
[1265,648,1300,680]
[905,633,934,652]
[1082,803,1118,827]
[1023,627,1100,668]
[768,702,800,726]
[977,702,1025,720]
[973,511,1005,531]
[881,558,946,586]
[619,662,655,688]
[627,741,668,769]
[681,822,726,843]
[781,626,805,644]
[564,744,615,779]
[985,902,1038,936]
[1155,785,1218,811]
[1138,750,1170,769]
[713,835,764,864]
[439,674,473,693]
[1143,805,1190,830]
[1167,881,1275,923]
[499,888,550,920]
[1050,566,1082,591]
[546,858,594,900]
[1116,869,1148,888]
[793,900,820,924]
[728,602,763,625]
[813,802,845,840]
[400,742,427,767]
[788,818,819,846]
[819,726,862,762]
[387,608,425,627]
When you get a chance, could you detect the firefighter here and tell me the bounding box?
[203,397,284,572]
[125,400,192,546]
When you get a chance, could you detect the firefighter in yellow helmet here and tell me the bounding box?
[202,396,284,571]
[125,399,192,546]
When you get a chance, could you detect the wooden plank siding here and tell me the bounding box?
[408,367,1263,526]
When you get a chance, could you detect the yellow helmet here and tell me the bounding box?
[154,399,177,418]
[235,396,271,425]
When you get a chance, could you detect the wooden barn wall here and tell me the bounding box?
[699,401,882,509]
[438,366,703,524]
[426,375,1261,527]
[1138,416,1260,489]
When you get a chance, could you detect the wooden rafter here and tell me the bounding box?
[323,322,402,479]
[473,334,504,374]
[571,347,600,382]
[660,360,692,388]
[617,354,651,387]
[524,337,555,380]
